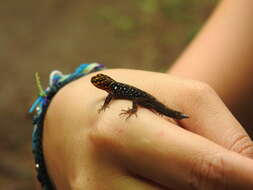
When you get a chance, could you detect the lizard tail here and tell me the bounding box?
[150,101,189,120]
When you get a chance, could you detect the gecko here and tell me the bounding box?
[91,73,189,120]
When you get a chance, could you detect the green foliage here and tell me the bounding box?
[161,0,194,23]
[161,0,217,22]
[96,5,135,32]
[113,15,135,32]
[134,0,158,14]
[185,24,201,43]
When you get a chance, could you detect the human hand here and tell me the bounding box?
[44,69,253,190]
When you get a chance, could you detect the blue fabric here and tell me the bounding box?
[29,63,105,190]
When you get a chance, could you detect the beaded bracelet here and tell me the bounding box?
[29,63,105,190]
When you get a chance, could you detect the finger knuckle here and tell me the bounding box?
[187,81,216,99]
[89,110,125,148]
[230,134,253,158]
[183,81,218,106]
[188,153,228,190]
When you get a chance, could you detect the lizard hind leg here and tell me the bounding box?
[119,101,138,120]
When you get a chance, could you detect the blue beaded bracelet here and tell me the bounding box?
[29,63,105,190]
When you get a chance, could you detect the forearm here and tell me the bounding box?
[168,0,253,106]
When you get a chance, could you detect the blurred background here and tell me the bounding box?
[1,0,252,189]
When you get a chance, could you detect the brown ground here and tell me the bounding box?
[1,1,252,189]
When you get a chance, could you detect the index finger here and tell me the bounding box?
[172,79,253,158]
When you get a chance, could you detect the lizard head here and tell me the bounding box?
[91,73,115,92]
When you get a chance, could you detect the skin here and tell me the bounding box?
[169,0,253,107]
[43,69,253,190]
[39,0,253,189]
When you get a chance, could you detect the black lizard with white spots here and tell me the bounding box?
[91,73,189,120]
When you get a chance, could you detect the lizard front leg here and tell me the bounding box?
[98,93,113,113]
